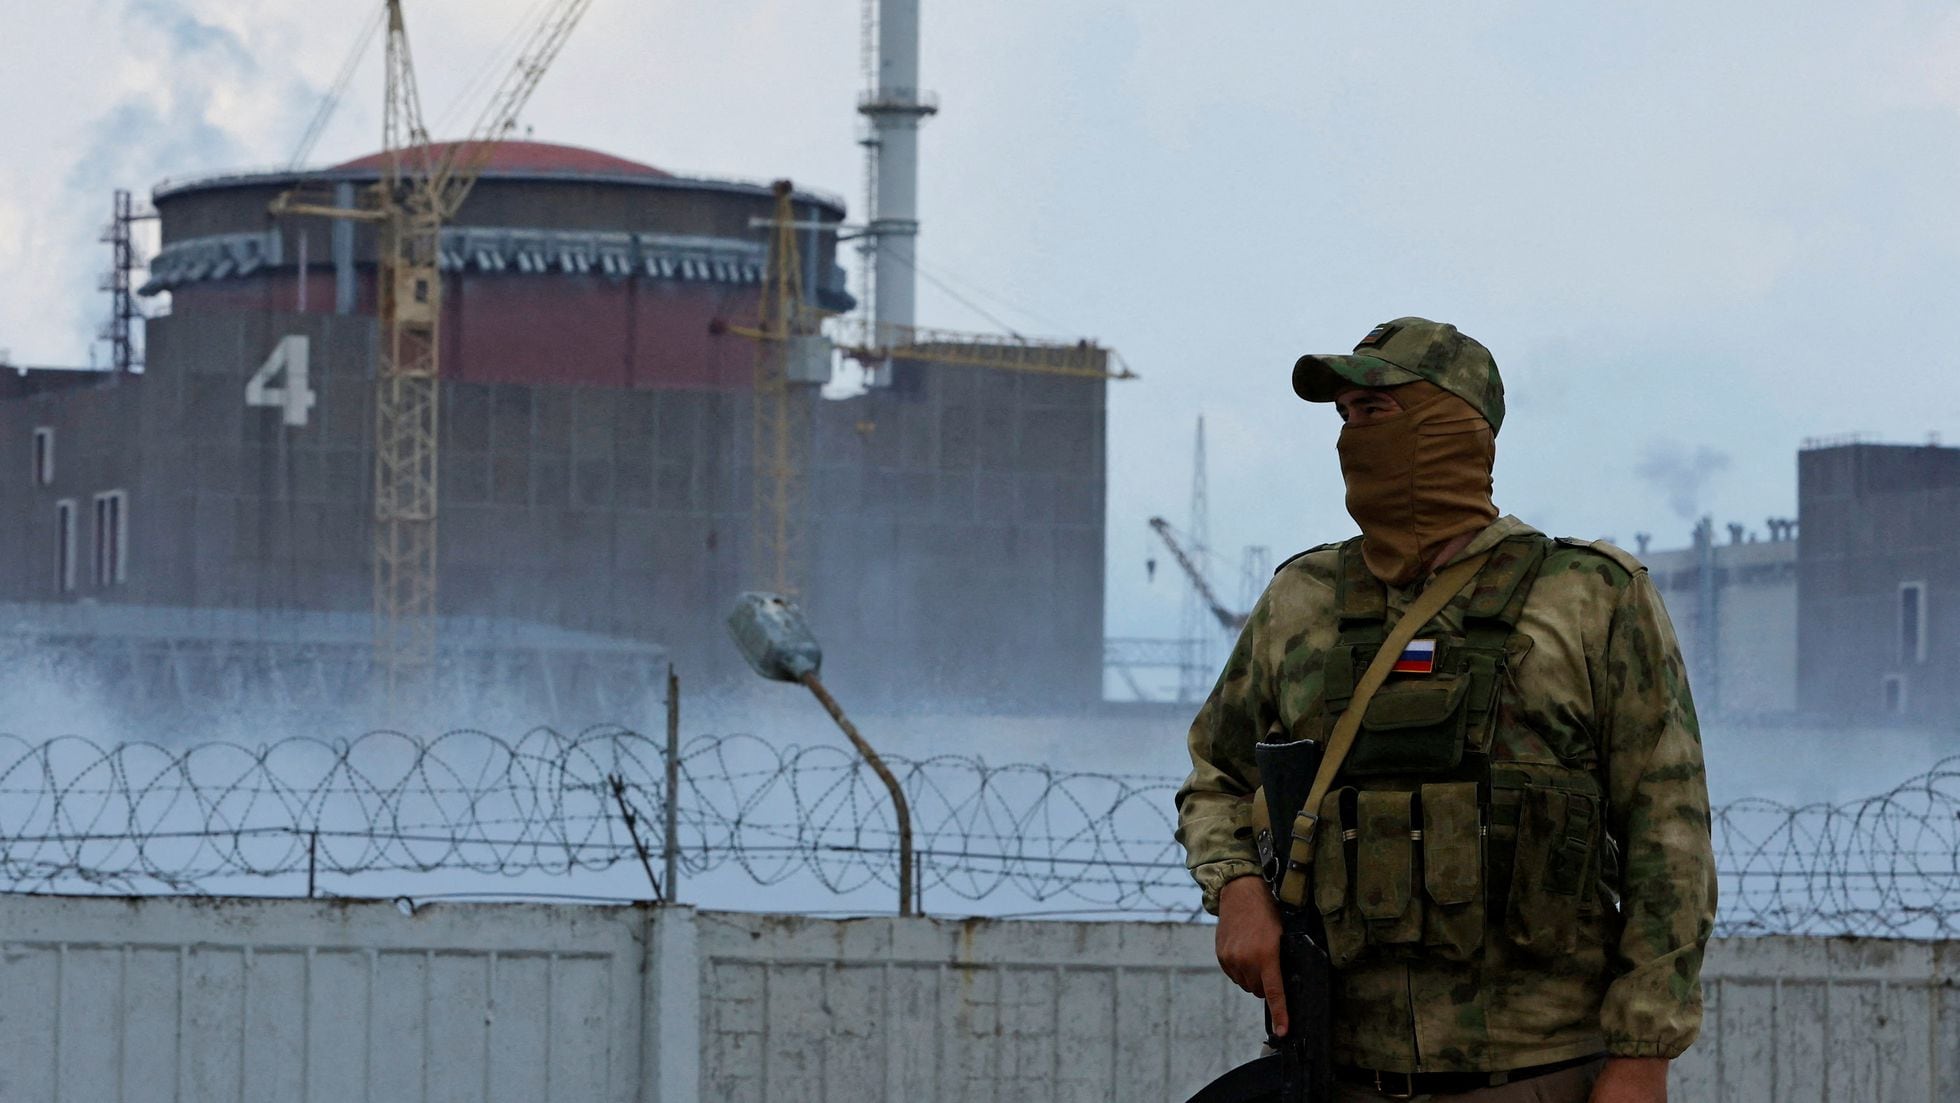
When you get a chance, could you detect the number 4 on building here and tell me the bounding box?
[246,335,316,427]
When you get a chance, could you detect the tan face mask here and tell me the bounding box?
[1336,381,1498,587]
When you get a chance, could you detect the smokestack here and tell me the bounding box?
[858,0,937,386]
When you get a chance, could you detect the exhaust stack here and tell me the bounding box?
[857,0,937,385]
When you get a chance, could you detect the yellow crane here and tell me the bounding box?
[832,319,1135,382]
[717,190,1136,598]
[274,0,594,691]
[711,181,833,597]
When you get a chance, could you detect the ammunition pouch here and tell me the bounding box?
[1341,674,1471,776]
[1311,780,1489,967]
[1489,768,1605,961]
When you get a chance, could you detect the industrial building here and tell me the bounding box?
[1632,435,1960,726]
[1643,519,1799,717]
[0,139,1109,719]
[0,0,1120,727]
[1795,439,1960,721]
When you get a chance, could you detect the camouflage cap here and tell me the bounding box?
[1292,316,1506,435]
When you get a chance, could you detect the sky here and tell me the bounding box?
[10,0,1960,668]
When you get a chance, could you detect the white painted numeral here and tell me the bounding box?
[246,335,316,427]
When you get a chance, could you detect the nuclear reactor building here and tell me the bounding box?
[0,141,1109,717]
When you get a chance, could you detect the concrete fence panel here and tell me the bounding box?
[1671,936,1960,1103]
[0,896,649,1103]
[2,895,1957,1102]
[692,911,1261,1103]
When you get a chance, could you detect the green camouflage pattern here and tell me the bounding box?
[1291,316,1508,435]
[1175,516,1715,1072]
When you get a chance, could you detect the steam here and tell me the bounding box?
[1636,440,1731,521]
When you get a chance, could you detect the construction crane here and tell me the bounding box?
[710,181,834,597]
[831,319,1134,382]
[713,191,1133,597]
[286,5,388,172]
[273,0,594,691]
[1149,516,1247,633]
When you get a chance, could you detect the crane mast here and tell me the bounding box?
[274,0,594,693]
[710,183,831,596]
[753,181,822,596]
[373,0,442,688]
[720,221,1134,596]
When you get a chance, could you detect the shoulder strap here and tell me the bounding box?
[1274,550,1492,907]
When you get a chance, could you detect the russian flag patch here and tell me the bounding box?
[1392,638,1437,675]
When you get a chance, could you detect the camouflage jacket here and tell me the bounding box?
[1175,516,1716,1071]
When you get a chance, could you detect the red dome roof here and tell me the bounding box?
[332,140,671,179]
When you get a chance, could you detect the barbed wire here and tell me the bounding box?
[1713,757,1960,937]
[0,728,1188,910]
[0,730,1955,936]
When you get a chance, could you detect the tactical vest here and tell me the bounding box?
[1311,534,1609,970]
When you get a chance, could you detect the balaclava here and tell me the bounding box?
[1336,380,1497,587]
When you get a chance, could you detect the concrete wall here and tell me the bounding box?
[1798,442,1960,720]
[3,326,1109,712]
[0,372,145,604]
[138,309,378,613]
[1677,936,1960,1102]
[0,895,652,1103]
[0,897,1248,1103]
[696,910,1245,1103]
[0,342,1110,709]
[2,895,1955,1102]
[809,359,1108,709]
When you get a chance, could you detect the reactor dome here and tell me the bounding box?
[140,140,852,390]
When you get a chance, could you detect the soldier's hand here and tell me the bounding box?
[1589,1056,1668,1102]
[1215,875,1288,1036]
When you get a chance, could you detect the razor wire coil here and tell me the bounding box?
[0,729,1956,937]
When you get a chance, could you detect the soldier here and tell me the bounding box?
[1175,318,1716,1102]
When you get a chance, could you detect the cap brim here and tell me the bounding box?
[1291,353,1422,402]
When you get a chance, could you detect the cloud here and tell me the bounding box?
[129,0,254,69]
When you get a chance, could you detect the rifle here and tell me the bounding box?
[1183,737,1333,1103]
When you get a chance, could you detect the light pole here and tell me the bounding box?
[726,592,916,916]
